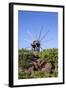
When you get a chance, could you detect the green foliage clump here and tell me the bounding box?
[39,48,58,62]
[18,72,31,79]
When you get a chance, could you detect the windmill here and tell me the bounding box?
[24,26,49,53]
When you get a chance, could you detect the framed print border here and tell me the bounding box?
[9,2,65,87]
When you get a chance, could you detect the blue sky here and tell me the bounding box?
[18,10,58,50]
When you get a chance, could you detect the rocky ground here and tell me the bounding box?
[18,59,55,78]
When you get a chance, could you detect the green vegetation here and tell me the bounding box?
[18,48,58,79]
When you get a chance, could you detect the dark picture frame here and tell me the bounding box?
[9,2,65,87]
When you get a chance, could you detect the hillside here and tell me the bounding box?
[18,48,58,79]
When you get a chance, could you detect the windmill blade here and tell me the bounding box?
[40,47,44,51]
[24,39,31,44]
[38,26,43,40]
[35,32,38,40]
[24,46,31,49]
[41,39,53,45]
[25,46,31,49]
[41,39,53,43]
[27,30,34,40]
[40,30,49,42]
